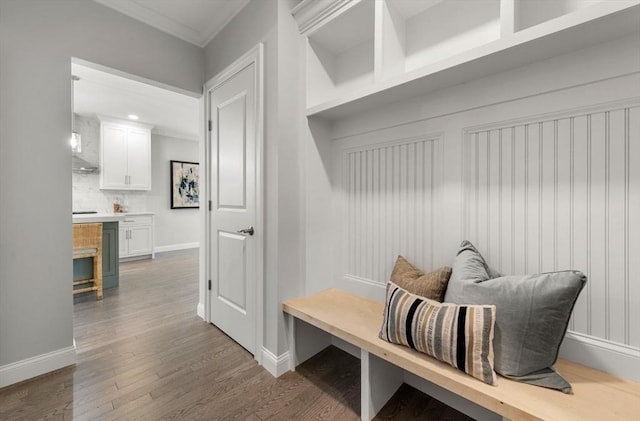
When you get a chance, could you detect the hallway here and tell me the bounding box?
[0,249,469,420]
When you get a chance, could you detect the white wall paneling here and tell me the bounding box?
[463,100,640,348]
[341,135,441,294]
[302,6,639,390]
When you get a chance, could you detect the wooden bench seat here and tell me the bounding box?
[283,288,640,421]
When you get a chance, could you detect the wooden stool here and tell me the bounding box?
[73,223,103,300]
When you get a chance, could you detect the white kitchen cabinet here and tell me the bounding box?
[119,214,154,259]
[100,119,152,190]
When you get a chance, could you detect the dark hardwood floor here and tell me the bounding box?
[0,249,471,421]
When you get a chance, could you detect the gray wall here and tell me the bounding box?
[204,0,279,356]
[0,0,203,367]
[150,134,200,248]
[275,0,305,357]
[204,0,277,81]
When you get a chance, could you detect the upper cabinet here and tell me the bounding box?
[100,118,152,190]
[293,0,640,120]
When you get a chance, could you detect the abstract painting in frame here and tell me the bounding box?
[171,160,199,209]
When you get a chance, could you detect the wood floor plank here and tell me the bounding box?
[0,249,473,421]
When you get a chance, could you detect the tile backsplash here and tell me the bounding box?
[72,114,150,213]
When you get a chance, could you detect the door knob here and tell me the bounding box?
[237,226,254,236]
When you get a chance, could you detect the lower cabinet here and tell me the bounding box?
[119,214,154,259]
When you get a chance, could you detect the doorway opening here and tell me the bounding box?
[70,58,204,352]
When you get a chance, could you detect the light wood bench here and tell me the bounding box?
[283,288,640,421]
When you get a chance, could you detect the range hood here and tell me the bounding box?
[72,155,98,173]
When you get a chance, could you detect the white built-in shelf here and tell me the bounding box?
[306,0,375,108]
[515,0,608,31]
[379,0,502,76]
[293,0,640,120]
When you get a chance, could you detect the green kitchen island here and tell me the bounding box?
[72,214,124,289]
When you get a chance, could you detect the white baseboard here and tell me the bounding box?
[154,242,200,253]
[0,345,77,388]
[261,347,290,378]
[560,331,640,381]
[196,302,205,320]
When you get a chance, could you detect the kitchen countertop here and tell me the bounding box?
[72,212,154,224]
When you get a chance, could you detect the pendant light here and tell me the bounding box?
[71,75,81,153]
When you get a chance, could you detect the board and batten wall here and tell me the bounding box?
[462,106,640,349]
[303,32,640,383]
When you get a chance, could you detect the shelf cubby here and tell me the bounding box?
[306,0,375,108]
[293,0,640,119]
[380,0,501,76]
[515,0,606,31]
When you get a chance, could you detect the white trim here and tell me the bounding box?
[201,0,251,47]
[96,114,154,130]
[464,96,640,134]
[196,302,205,320]
[204,43,265,363]
[93,0,203,46]
[560,331,640,382]
[261,347,290,378]
[151,128,199,142]
[0,346,76,388]
[71,58,202,98]
[154,242,200,253]
[92,0,249,48]
[291,0,358,36]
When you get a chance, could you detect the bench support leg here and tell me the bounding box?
[360,350,403,421]
[286,315,331,372]
[287,314,296,371]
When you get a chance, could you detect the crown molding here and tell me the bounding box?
[93,0,203,46]
[291,0,360,36]
[92,0,249,48]
[201,0,251,47]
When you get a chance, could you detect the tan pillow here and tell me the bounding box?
[390,256,452,302]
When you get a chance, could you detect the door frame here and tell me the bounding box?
[203,43,264,364]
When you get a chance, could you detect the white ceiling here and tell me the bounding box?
[72,62,200,141]
[93,0,250,47]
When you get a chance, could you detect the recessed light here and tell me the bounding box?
[128,114,139,120]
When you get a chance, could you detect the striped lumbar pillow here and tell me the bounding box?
[379,282,497,385]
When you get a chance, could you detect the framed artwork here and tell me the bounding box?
[171,160,199,209]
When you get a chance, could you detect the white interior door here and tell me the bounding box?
[208,53,260,355]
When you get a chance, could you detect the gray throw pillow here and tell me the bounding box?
[444,240,587,394]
